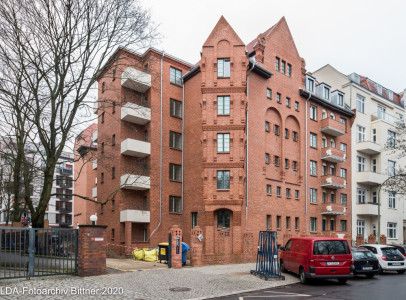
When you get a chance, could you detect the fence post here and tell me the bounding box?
[169,225,182,269]
[28,228,35,278]
[78,225,107,276]
[191,226,203,267]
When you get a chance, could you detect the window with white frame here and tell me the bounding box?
[330,139,335,148]
[310,217,317,232]
[388,160,396,177]
[310,188,317,204]
[275,57,280,71]
[266,184,272,195]
[340,143,347,153]
[295,190,299,199]
[388,191,396,209]
[293,161,297,170]
[372,191,377,204]
[357,220,365,237]
[338,94,344,106]
[356,94,365,113]
[340,168,347,178]
[310,132,317,148]
[310,105,317,120]
[330,112,335,120]
[356,125,366,142]
[322,137,327,148]
[387,222,397,239]
[322,109,327,119]
[265,153,270,164]
[217,58,230,77]
[330,165,335,175]
[372,128,377,143]
[340,194,347,205]
[307,77,315,93]
[372,159,377,172]
[357,188,366,204]
[217,96,230,115]
[387,130,396,147]
[322,163,327,176]
[217,133,230,152]
[323,86,330,100]
[310,161,317,176]
[286,97,291,107]
[377,104,386,119]
[170,67,182,85]
[357,156,366,172]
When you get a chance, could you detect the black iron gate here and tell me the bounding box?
[251,231,285,280]
[0,227,78,279]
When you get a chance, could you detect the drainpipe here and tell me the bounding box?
[181,78,185,228]
[304,90,311,234]
[149,51,164,240]
[245,60,256,231]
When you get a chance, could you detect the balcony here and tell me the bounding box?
[356,202,378,216]
[92,186,97,198]
[92,130,98,143]
[321,204,346,216]
[357,172,386,185]
[120,209,150,223]
[321,175,346,189]
[56,220,72,227]
[356,140,381,155]
[321,147,346,163]
[120,174,150,190]
[92,159,97,170]
[320,118,346,137]
[57,207,72,213]
[371,112,403,127]
[56,195,73,201]
[121,102,151,125]
[57,167,73,176]
[121,138,150,158]
[121,67,151,93]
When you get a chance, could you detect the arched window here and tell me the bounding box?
[322,109,327,119]
[217,210,231,229]
[330,112,335,120]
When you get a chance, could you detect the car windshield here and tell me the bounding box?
[313,240,350,255]
[353,251,375,259]
[382,248,402,256]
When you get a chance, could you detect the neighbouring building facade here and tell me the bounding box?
[75,16,355,262]
[313,65,406,244]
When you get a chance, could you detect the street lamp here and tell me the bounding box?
[377,174,406,243]
[90,214,98,226]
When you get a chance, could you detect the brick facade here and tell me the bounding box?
[78,225,107,276]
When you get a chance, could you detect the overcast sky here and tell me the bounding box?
[140,0,405,93]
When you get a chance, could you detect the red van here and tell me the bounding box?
[279,237,354,284]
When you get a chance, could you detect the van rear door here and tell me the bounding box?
[312,240,352,275]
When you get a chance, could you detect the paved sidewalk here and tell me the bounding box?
[0,263,299,299]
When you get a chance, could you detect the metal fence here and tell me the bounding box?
[251,231,285,280]
[0,227,78,279]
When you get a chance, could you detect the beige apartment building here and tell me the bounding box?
[313,65,406,245]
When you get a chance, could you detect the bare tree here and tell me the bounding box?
[0,0,158,227]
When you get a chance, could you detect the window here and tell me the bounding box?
[276,186,281,197]
[112,199,115,211]
[307,78,315,93]
[295,217,299,230]
[266,184,272,195]
[340,117,347,132]
[101,112,105,123]
[321,137,327,148]
[169,196,182,213]
[286,217,291,229]
[275,57,280,71]
[265,153,270,164]
[356,94,365,113]
[293,131,298,141]
[338,94,344,106]
[217,210,230,228]
[388,191,396,209]
[322,191,327,203]
[101,142,105,154]
[281,60,286,74]
[330,192,335,203]
[276,93,281,103]
[287,64,292,77]
[285,129,289,139]
[388,160,396,176]
[101,82,105,93]
[101,172,104,184]
[330,219,335,231]
[378,104,386,119]
[310,188,317,204]
[323,86,330,100]
[340,168,347,179]
[170,131,182,150]
[112,101,116,113]
[387,130,396,147]
[274,125,280,135]
[286,188,291,198]
[170,99,182,118]
[112,134,115,146]
[170,67,182,85]
[143,196,148,210]
[265,121,270,132]
[310,161,317,176]
[356,125,366,142]
[372,191,377,204]
[310,105,317,120]
[295,101,299,111]
[285,159,289,168]
[322,164,327,176]
[112,167,115,179]
[217,133,230,152]
[357,156,366,172]
[310,217,317,232]
[310,133,317,148]
[217,96,230,115]
[144,130,148,142]
[217,58,230,78]
[267,215,271,230]
[292,161,297,170]
[191,212,198,229]
[217,170,230,190]
[276,216,281,229]
[267,88,272,99]
[274,156,280,166]
[340,220,347,232]
[322,109,327,119]
[111,228,115,240]
[387,222,397,239]
[286,97,291,107]
[372,128,377,143]
[340,143,347,153]
[357,220,365,236]
[169,164,182,181]
[357,188,366,204]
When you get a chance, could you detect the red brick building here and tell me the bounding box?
[75,16,354,262]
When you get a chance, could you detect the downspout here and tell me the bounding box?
[305,90,311,234]
[181,78,185,228]
[245,60,256,231]
[149,51,164,240]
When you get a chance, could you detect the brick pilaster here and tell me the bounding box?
[78,225,107,276]
[169,225,182,269]
[191,226,203,267]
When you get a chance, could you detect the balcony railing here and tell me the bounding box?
[120,209,150,223]
[356,202,378,216]
[57,207,72,213]
[321,147,346,163]
[121,138,151,158]
[120,174,150,190]
[320,175,346,189]
[57,168,73,176]
[320,118,346,137]
[371,112,403,126]
[356,140,381,155]
[121,67,151,93]
[56,220,72,227]
[356,171,386,185]
[121,102,151,125]
[321,204,346,216]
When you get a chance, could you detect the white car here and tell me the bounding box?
[360,244,406,274]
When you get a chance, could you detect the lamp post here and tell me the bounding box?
[90,214,98,226]
[377,174,406,243]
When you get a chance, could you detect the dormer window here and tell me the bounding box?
[338,94,344,106]
[387,90,393,100]
[375,84,382,95]
[306,76,315,93]
[324,86,330,100]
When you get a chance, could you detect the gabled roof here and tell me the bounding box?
[203,16,244,47]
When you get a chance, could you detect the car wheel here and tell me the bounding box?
[397,270,405,274]
[366,274,375,278]
[338,278,347,284]
[280,260,286,273]
[299,268,307,284]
